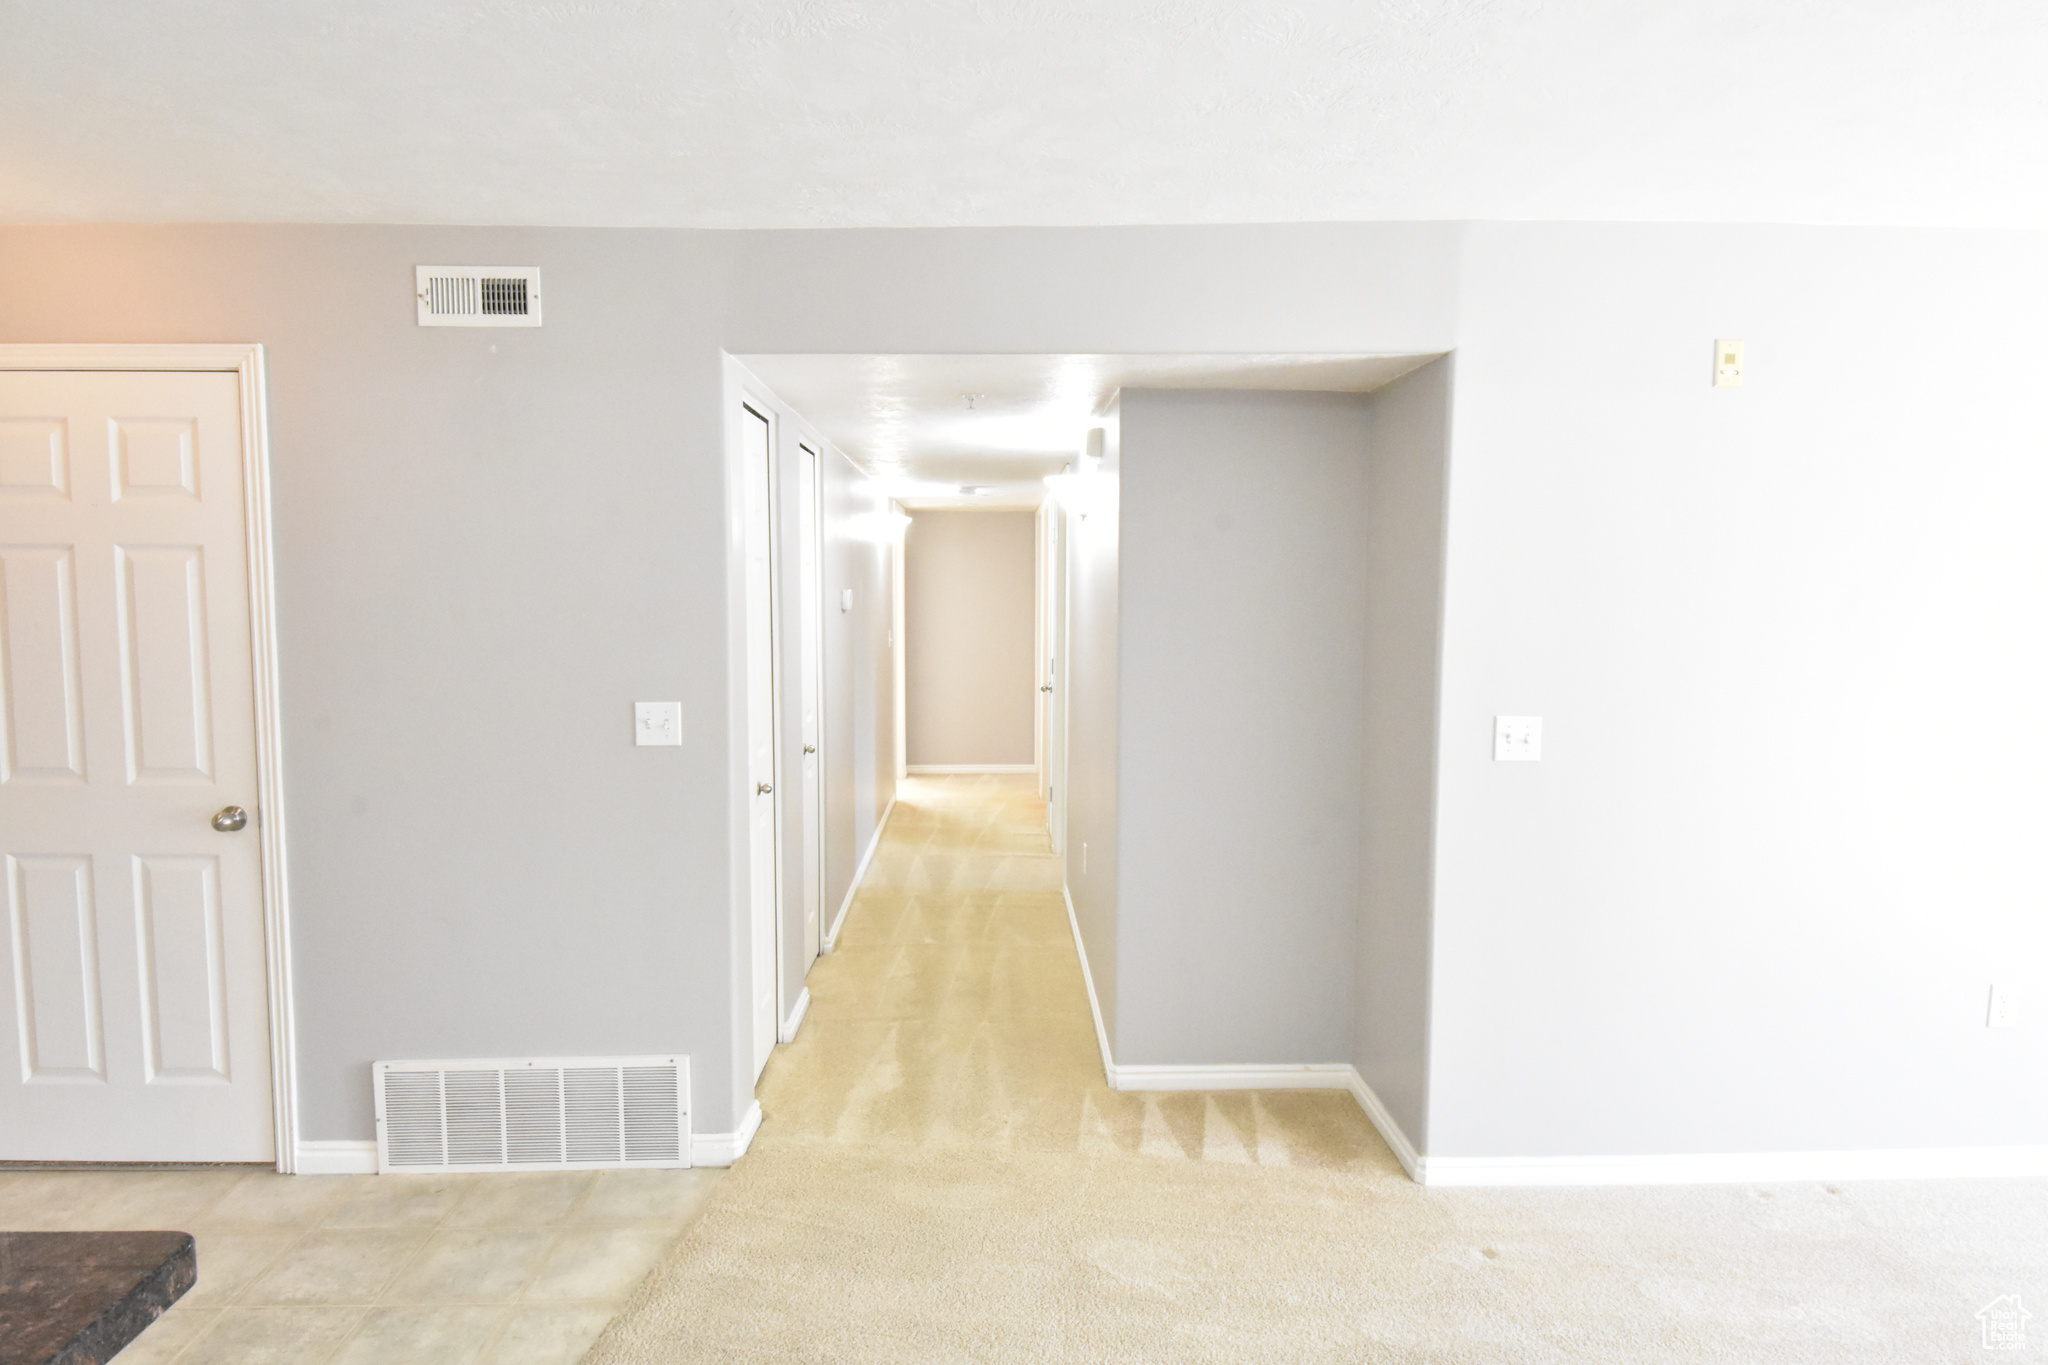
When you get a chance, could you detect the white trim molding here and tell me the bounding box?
[906,764,1038,774]
[1063,886,1116,1085]
[823,797,895,951]
[0,345,299,1174]
[1418,1145,2048,1188]
[1113,1063,1359,1092]
[239,348,299,1176]
[691,1100,763,1167]
[295,1140,378,1175]
[1057,876,2045,1189]
[1346,1072,1425,1182]
[779,986,811,1044]
[1108,1057,1426,1183]
[0,344,272,372]
[1064,882,1352,1104]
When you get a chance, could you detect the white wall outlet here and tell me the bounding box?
[1987,983,2017,1029]
[1494,715,1543,761]
[1713,338,1744,387]
[634,701,682,746]
[841,588,853,612]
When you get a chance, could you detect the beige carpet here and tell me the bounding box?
[587,775,2046,1363]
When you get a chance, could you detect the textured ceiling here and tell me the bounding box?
[3,0,2045,227]
[737,352,1436,504]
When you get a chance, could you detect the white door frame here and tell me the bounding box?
[1034,502,1048,787]
[760,406,790,1054]
[1044,499,1070,854]
[732,390,784,1084]
[890,504,907,782]
[794,440,826,987]
[725,359,860,1082]
[0,343,298,1172]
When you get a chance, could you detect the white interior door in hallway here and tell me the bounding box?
[1042,501,1068,853]
[739,402,780,1082]
[0,366,277,1161]
[795,442,823,979]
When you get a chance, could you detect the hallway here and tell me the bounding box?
[588,776,2033,1363]
[759,774,1380,1165]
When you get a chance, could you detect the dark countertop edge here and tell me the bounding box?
[39,1233,196,1365]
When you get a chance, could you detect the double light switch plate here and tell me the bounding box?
[635,702,682,746]
[1494,716,1543,761]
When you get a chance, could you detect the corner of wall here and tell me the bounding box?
[1355,354,1455,1152]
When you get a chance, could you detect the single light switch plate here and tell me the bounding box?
[1494,715,1543,761]
[841,589,853,612]
[635,701,682,746]
[1988,983,2017,1028]
[1713,339,1743,387]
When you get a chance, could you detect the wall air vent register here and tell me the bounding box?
[373,1054,687,1173]
[415,266,542,326]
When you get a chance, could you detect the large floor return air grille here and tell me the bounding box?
[374,1055,688,1173]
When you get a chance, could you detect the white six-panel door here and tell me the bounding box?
[0,369,275,1161]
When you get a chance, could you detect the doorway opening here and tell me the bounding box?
[724,352,1439,1115]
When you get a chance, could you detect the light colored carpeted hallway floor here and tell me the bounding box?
[587,774,2046,1363]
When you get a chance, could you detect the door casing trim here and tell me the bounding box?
[0,344,298,1172]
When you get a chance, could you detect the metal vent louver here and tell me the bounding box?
[415,266,542,327]
[374,1055,687,1173]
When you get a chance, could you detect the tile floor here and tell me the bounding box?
[0,1163,723,1363]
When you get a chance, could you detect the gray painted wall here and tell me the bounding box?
[1062,406,1121,1053]
[720,225,1462,357]
[1356,357,1454,1147]
[0,225,749,1138]
[1113,390,1370,1066]
[903,510,1036,767]
[1424,223,2048,1158]
[5,220,2043,1163]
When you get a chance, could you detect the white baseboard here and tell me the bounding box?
[779,986,810,1044]
[1109,1058,1425,1183]
[1094,1060,2048,1188]
[1420,1144,2048,1187]
[1113,1063,1358,1091]
[1087,1051,1427,1182]
[691,1100,762,1167]
[905,764,1037,774]
[295,1139,378,1175]
[1346,1071,1425,1182]
[1342,1070,2048,1186]
[1062,885,1116,1086]
[824,797,894,951]
[1055,889,2044,1189]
